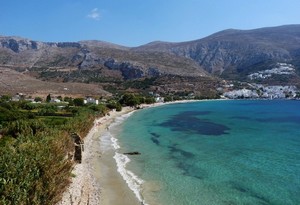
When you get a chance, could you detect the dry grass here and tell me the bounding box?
[0,68,111,97]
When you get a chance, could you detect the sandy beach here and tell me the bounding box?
[57,106,141,205]
[57,100,204,205]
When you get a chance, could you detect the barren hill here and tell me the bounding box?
[0,67,110,97]
[1,24,300,95]
[133,25,300,78]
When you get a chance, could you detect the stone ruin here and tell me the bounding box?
[70,133,84,163]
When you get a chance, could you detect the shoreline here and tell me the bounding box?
[57,106,140,205]
[57,99,300,205]
[57,99,213,205]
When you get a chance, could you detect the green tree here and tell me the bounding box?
[34,97,43,102]
[119,93,140,107]
[73,98,84,106]
[164,96,173,102]
[46,94,51,103]
[38,105,58,116]
[106,101,122,111]
[145,97,155,104]
[0,95,11,102]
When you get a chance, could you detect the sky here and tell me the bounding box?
[1,0,300,47]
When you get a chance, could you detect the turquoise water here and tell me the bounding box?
[113,100,300,205]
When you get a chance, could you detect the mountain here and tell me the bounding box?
[133,25,300,80]
[0,36,207,82]
[1,25,300,96]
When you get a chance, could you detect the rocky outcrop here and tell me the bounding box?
[123,152,141,155]
[104,59,144,79]
[0,38,43,52]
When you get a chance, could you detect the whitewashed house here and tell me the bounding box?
[84,97,99,105]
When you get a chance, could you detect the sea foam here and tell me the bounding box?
[108,110,148,205]
[113,153,148,205]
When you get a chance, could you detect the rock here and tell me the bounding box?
[123,151,141,155]
[104,59,145,80]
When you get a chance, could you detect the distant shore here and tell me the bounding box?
[57,99,212,205]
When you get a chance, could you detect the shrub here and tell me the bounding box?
[73,98,84,106]
[0,131,73,205]
[106,101,122,111]
[0,102,111,204]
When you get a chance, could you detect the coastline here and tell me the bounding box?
[57,106,140,205]
[57,99,209,205]
[57,99,300,205]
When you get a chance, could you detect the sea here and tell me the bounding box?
[108,100,300,205]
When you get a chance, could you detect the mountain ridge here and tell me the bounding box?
[1,24,300,96]
[133,24,300,75]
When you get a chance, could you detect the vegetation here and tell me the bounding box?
[118,93,155,107]
[0,97,110,205]
[0,90,206,204]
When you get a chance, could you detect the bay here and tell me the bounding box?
[112,100,300,205]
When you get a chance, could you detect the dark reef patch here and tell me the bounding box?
[149,132,161,145]
[150,132,160,138]
[150,137,160,145]
[160,111,230,136]
[229,182,271,205]
[169,145,195,158]
[168,145,206,179]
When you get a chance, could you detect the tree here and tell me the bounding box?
[0,95,11,102]
[34,97,43,102]
[119,93,140,107]
[145,97,155,104]
[106,101,122,111]
[46,94,51,103]
[64,96,74,106]
[73,98,84,106]
[38,105,58,116]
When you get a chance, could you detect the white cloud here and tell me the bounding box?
[87,8,100,20]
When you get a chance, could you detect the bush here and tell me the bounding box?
[145,97,155,104]
[73,98,84,106]
[88,104,108,113]
[106,102,122,111]
[119,93,140,107]
[0,104,101,204]
[4,119,46,138]
[0,131,72,205]
[34,97,43,102]
[37,105,58,116]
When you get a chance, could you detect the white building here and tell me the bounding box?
[84,97,99,105]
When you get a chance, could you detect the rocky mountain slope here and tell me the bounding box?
[0,36,207,82]
[1,25,300,95]
[133,25,300,78]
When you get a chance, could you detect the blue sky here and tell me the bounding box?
[1,0,300,47]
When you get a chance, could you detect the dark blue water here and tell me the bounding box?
[114,100,300,205]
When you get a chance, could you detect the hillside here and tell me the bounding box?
[0,36,207,81]
[0,67,110,97]
[1,25,300,96]
[133,25,300,80]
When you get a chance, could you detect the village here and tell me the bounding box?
[222,84,300,99]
